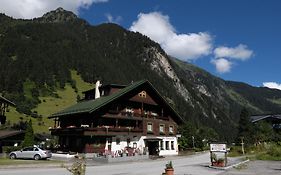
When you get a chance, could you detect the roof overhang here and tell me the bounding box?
[0,96,16,106]
[144,137,163,141]
[0,130,25,139]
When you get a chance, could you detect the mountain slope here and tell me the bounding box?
[1,8,281,140]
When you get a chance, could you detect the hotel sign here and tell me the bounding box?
[210,143,227,152]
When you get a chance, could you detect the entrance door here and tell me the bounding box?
[146,141,159,155]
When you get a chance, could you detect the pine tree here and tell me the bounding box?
[21,119,35,147]
[237,108,254,145]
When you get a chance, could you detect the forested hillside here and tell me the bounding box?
[1,8,281,141]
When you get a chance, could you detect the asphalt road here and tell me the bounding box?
[1,153,279,175]
[0,152,223,175]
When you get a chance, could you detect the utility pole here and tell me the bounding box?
[192,136,195,149]
[241,137,245,155]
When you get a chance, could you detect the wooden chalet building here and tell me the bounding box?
[49,80,184,156]
[0,95,17,153]
[0,96,15,125]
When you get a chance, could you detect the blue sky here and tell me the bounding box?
[0,0,280,89]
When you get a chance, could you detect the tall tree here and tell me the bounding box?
[237,108,254,145]
[178,122,197,150]
[21,119,35,147]
[254,121,274,143]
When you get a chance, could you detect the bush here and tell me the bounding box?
[256,143,281,161]
[3,146,21,153]
[267,144,281,157]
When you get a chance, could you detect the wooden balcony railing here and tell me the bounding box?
[50,126,143,135]
[107,109,166,119]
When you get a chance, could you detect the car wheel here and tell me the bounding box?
[10,153,16,159]
[34,154,41,160]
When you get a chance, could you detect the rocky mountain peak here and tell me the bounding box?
[40,7,78,23]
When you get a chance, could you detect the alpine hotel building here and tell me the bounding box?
[49,80,184,156]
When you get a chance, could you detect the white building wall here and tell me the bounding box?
[158,136,178,156]
[108,135,178,156]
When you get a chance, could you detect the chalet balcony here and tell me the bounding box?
[107,108,167,120]
[50,125,143,136]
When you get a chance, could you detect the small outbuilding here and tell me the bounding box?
[0,130,25,153]
[250,114,281,130]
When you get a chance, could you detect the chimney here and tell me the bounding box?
[95,80,101,99]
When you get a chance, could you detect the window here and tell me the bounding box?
[138,91,147,98]
[147,122,153,133]
[169,125,174,134]
[116,138,121,145]
[160,141,164,150]
[171,141,174,150]
[23,147,33,151]
[166,141,170,150]
[159,124,165,134]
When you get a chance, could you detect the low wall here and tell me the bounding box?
[92,154,149,163]
[51,153,76,161]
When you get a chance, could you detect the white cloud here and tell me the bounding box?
[105,13,122,24]
[214,44,253,60]
[130,12,212,61]
[0,0,108,19]
[211,44,253,73]
[263,82,281,90]
[211,58,232,73]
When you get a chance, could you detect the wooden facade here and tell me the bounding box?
[49,80,184,155]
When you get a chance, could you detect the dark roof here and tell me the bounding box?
[0,130,25,139]
[251,114,281,123]
[49,80,184,123]
[0,96,16,106]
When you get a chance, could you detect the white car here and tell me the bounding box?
[9,146,52,160]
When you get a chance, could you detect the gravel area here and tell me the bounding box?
[220,160,281,175]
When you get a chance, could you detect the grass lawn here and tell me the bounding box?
[70,70,93,97]
[5,71,93,133]
[256,153,281,161]
[0,157,62,166]
[228,144,281,161]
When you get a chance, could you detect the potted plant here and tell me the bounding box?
[64,155,86,175]
[211,153,225,167]
[165,161,174,175]
[216,158,225,167]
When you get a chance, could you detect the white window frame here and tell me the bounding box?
[159,124,165,134]
[147,122,153,133]
[165,141,170,150]
[171,141,174,150]
[169,125,174,134]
